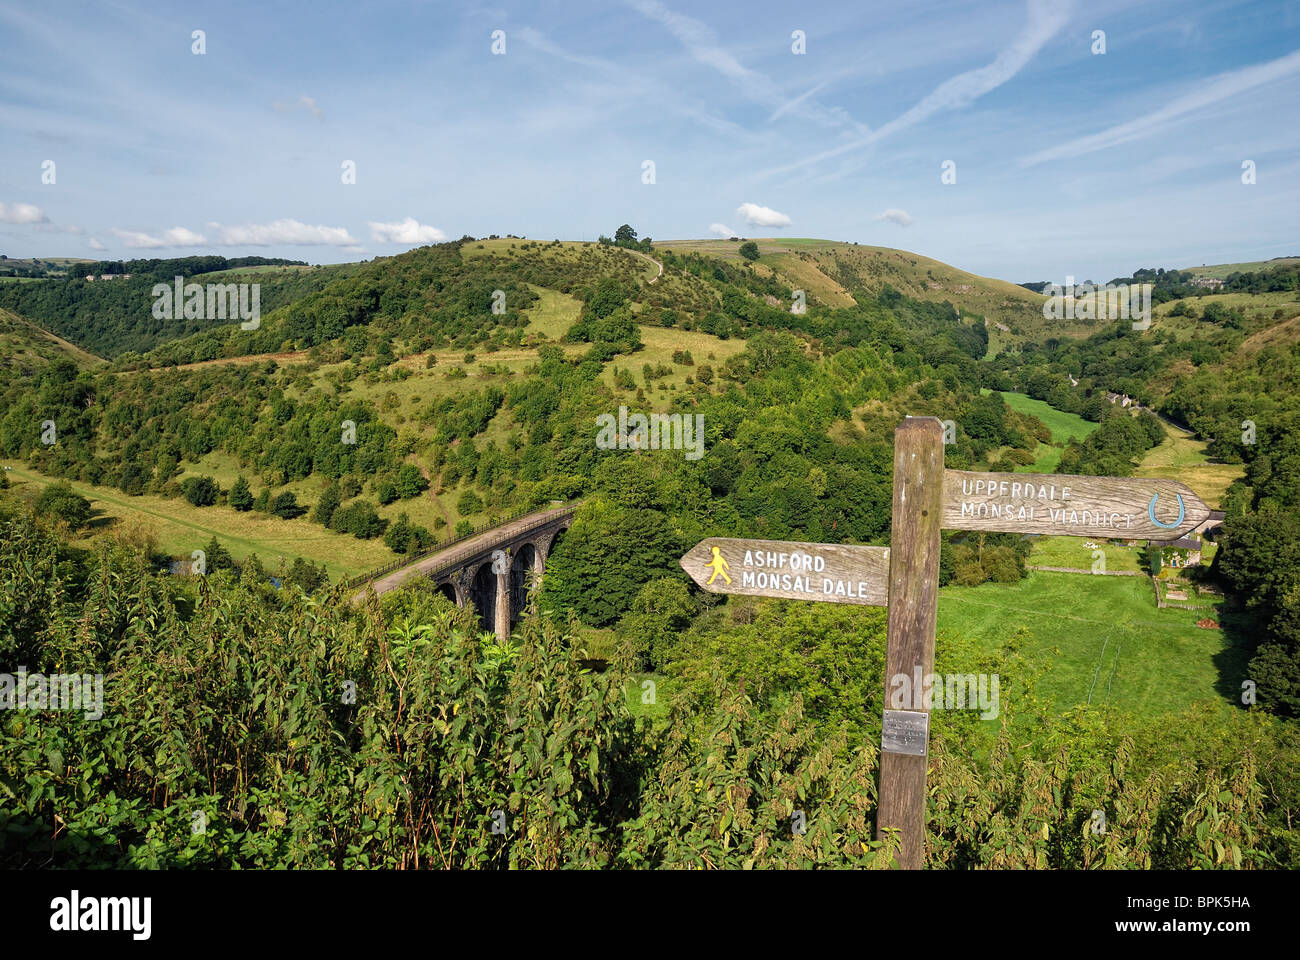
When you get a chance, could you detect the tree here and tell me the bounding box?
[271,492,305,519]
[540,501,686,627]
[331,500,387,539]
[395,463,429,499]
[738,241,759,261]
[384,513,414,553]
[615,577,697,670]
[313,484,341,527]
[614,224,637,245]
[228,476,254,512]
[202,535,235,572]
[34,482,91,530]
[286,557,328,593]
[458,490,483,515]
[376,478,399,505]
[181,475,219,507]
[385,513,434,554]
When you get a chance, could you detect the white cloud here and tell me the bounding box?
[709,222,739,238]
[874,208,913,227]
[111,228,165,248]
[368,217,447,244]
[211,219,357,246]
[736,202,791,228]
[1021,47,1300,167]
[163,227,207,246]
[272,95,323,119]
[0,201,48,224]
[110,226,207,248]
[87,237,106,250]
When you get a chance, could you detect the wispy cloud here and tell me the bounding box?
[709,222,739,237]
[272,95,324,119]
[768,82,829,123]
[626,0,869,134]
[1021,47,1300,167]
[755,0,1071,181]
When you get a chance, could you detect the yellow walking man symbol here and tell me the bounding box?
[705,545,731,585]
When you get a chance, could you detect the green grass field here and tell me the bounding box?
[997,390,1098,446]
[1028,535,1143,572]
[977,390,1098,473]
[937,572,1244,722]
[522,284,582,340]
[1135,418,1240,509]
[3,463,392,581]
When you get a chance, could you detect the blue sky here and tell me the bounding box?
[1,0,1297,282]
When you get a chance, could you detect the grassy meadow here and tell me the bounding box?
[3,463,392,581]
[1135,418,1241,509]
[937,571,1245,723]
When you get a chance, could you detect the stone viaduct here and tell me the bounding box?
[350,503,576,640]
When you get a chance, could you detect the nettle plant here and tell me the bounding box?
[0,509,1284,869]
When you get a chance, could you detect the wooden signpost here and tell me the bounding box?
[680,415,1211,869]
[679,536,889,606]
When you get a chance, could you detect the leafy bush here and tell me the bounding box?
[271,491,306,519]
[180,475,219,507]
[331,499,387,539]
[34,482,91,529]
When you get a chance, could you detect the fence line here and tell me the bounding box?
[345,502,577,589]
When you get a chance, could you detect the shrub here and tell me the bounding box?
[271,492,306,520]
[331,500,387,539]
[180,475,219,507]
[34,482,91,529]
[395,463,429,499]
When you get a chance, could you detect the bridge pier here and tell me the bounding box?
[494,553,512,642]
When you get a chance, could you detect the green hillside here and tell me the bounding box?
[659,237,1059,342]
[0,307,105,373]
[1182,256,1300,279]
[0,258,361,358]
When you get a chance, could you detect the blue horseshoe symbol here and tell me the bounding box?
[1148,492,1185,529]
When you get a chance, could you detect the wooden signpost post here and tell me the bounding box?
[680,415,1211,869]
